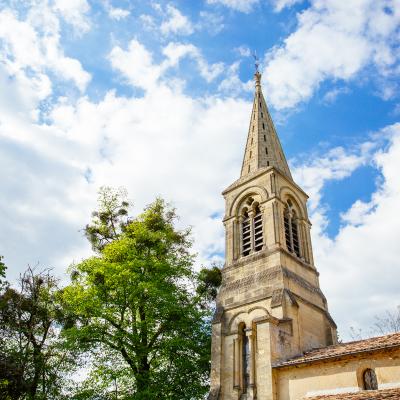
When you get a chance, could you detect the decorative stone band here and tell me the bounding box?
[220,264,325,300]
[220,265,281,293]
[223,246,318,276]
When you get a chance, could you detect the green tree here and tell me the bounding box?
[0,255,7,290]
[0,267,76,399]
[84,186,130,252]
[197,264,222,305]
[62,191,211,399]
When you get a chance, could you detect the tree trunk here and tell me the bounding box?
[28,346,42,399]
[136,303,150,393]
[136,356,150,393]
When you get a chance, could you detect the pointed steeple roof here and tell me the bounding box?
[240,72,292,180]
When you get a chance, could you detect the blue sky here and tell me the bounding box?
[0,0,399,340]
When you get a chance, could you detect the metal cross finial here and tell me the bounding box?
[253,51,259,73]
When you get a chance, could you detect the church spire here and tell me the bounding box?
[240,71,292,179]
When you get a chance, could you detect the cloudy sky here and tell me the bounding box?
[1,0,399,340]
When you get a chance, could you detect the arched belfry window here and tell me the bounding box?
[240,198,264,257]
[363,369,378,390]
[284,200,301,257]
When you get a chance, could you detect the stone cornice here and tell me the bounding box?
[222,166,308,200]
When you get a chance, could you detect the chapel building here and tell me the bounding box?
[208,71,400,400]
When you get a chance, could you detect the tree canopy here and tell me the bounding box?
[0,189,222,399]
[62,191,212,399]
[0,255,6,289]
[0,267,76,400]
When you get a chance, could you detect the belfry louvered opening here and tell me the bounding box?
[253,206,263,252]
[284,211,292,252]
[241,200,264,257]
[292,219,300,256]
[284,200,301,258]
[241,210,251,256]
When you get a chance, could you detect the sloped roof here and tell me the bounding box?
[275,332,400,368]
[307,388,400,399]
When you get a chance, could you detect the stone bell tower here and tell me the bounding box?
[208,72,337,400]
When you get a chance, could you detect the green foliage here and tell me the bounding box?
[197,264,222,304]
[84,186,131,252]
[0,267,77,399]
[0,255,7,289]
[68,351,136,399]
[0,190,217,399]
[62,192,211,399]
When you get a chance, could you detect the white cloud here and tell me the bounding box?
[272,0,304,12]
[0,5,91,104]
[264,0,400,109]
[151,2,163,12]
[160,4,194,36]
[109,40,162,91]
[0,36,249,284]
[102,0,130,20]
[293,145,372,212]
[195,55,225,83]
[109,40,224,91]
[322,86,351,104]
[108,7,130,20]
[234,45,251,57]
[140,14,157,30]
[49,88,248,268]
[292,123,400,339]
[161,42,225,82]
[147,5,223,36]
[144,5,223,38]
[218,61,253,94]
[140,5,197,37]
[162,42,197,66]
[198,11,225,35]
[340,199,376,226]
[53,0,91,34]
[207,0,259,13]
[392,103,400,116]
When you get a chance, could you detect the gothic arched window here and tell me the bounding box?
[284,200,301,258]
[363,369,378,390]
[240,200,264,257]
